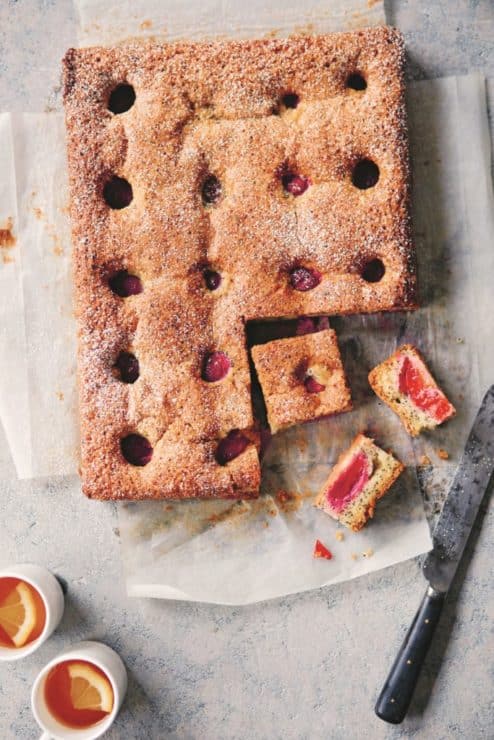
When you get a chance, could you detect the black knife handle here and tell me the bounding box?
[375,586,445,724]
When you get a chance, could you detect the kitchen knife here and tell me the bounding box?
[375,384,494,724]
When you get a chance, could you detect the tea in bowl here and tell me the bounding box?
[32,640,127,739]
[0,563,64,661]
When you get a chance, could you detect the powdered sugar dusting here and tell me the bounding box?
[62,27,415,500]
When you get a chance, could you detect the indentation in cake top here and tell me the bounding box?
[295,359,332,394]
[120,433,153,466]
[203,269,222,291]
[324,449,373,513]
[201,174,222,205]
[108,270,143,297]
[282,172,311,196]
[361,258,385,283]
[304,375,326,394]
[345,72,367,91]
[103,175,133,209]
[114,351,140,384]
[351,158,380,189]
[215,429,250,465]
[202,351,232,383]
[280,92,300,109]
[289,266,322,291]
[303,363,335,394]
[108,83,136,114]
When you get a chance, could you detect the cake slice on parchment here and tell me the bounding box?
[251,329,352,434]
[315,434,404,531]
[368,344,456,437]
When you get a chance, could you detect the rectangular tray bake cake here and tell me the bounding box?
[62,26,416,500]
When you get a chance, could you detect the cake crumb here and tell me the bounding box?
[56,391,64,401]
[0,217,16,251]
[335,530,345,542]
[351,552,359,561]
[437,448,449,460]
[263,521,269,528]
[293,22,315,36]
[362,548,374,558]
[419,454,431,466]
[32,205,64,255]
[140,19,153,29]
[263,28,281,39]
[274,489,311,514]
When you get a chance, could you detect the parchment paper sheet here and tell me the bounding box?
[0,0,492,602]
[0,115,31,479]
[76,0,385,46]
[0,115,79,480]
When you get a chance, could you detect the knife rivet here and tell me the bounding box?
[390,698,395,703]
[425,619,430,624]
[407,659,412,664]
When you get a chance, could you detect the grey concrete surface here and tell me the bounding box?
[0,1,493,738]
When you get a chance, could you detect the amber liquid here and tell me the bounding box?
[44,660,113,729]
[0,577,46,648]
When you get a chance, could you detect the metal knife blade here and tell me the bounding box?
[423,384,494,593]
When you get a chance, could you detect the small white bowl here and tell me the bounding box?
[31,640,128,740]
[0,563,64,662]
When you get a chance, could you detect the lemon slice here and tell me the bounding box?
[68,662,114,714]
[0,581,37,647]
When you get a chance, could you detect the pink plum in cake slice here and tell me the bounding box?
[369,345,455,437]
[315,434,404,531]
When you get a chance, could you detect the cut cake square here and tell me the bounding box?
[251,329,352,433]
[62,27,416,499]
[315,433,404,531]
[368,344,456,436]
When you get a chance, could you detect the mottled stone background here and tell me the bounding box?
[0,1,493,738]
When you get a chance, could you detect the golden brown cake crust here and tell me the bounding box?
[63,27,416,500]
[251,329,352,433]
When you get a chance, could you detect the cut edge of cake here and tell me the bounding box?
[315,433,404,531]
[368,344,456,437]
